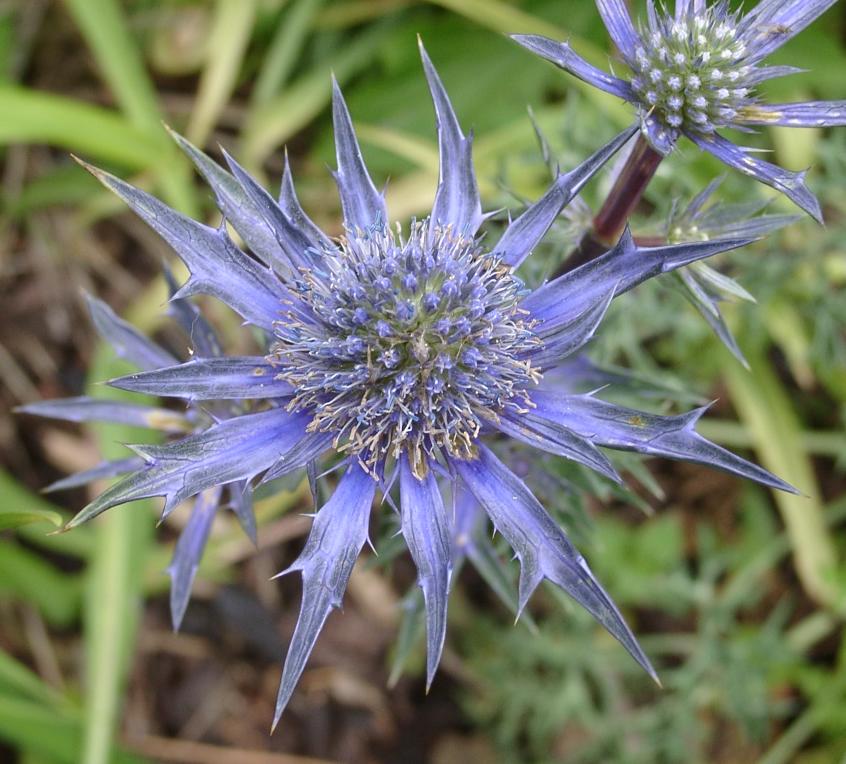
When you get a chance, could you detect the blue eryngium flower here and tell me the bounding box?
[514,0,846,221]
[21,42,796,728]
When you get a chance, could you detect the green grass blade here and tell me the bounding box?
[241,20,394,167]
[252,0,327,107]
[62,0,197,214]
[0,471,61,530]
[81,347,156,764]
[186,0,257,146]
[0,87,164,168]
[723,348,842,610]
[0,542,81,626]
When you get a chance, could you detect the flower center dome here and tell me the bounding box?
[630,10,750,140]
[270,222,540,475]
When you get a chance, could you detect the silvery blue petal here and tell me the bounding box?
[279,150,337,254]
[490,407,621,484]
[331,77,388,232]
[399,455,452,690]
[454,445,657,681]
[511,35,636,102]
[167,128,294,276]
[261,431,334,485]
[523,227,755,322]
[496,124,638,268]
[85,293,176,371]
[419,40,482,240]
[687,131,822,222]
[530,390,799,494]
[272,462,375,729]
[79,161,293,331]
[738,0,838,63]
[527,285,616,370]
[596,0,641,61]
[168,485,222,630]
[676,268,749,368]
[163,264,224,359]
[229,480,257,545]
[222,148,316,273]
[109,357,292,400]
[743,65,806,86]
[63,408,311,529]
[453,486,528,624]
[737,101,846,128]
[17,397,190,433]
[43,456,145,493]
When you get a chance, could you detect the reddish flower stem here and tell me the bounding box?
[558,134,664,275]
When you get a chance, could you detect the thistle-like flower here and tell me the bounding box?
[21,42,796,728]
[514,0,846,221]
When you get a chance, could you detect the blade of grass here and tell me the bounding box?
[62,0,197,214]
[0,87,165,168]
[252,0,326,107]
[0,542,82,626]
[81,347,156,764]
[0,473,61,530]
[723,347,841,610]
[241,20,394,167]
[186,0,257,146]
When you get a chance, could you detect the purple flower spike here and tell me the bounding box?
[514,0,845,220]
[22,41,796,728]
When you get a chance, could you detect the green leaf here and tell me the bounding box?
[62,0,198,215]
[241,20,394,167]
[80,346,156,764]
[723,347,842,611]
[252,0,327,107]
[0,87,164,168]
[0,471,63,531]
[0,541,82,626]
[0,506,61,532]
[186,0,258,145]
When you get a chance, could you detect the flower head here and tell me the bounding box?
[21,41,796,728]
[514,0,846,221]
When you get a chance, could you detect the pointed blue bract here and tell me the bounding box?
[491,407,620,484]
[222,148,316,273]
[169,486,222,631]
[331,77,387,232]
[687,131,822,223]
[279,150,337,254]
[228,480,257,545]
[524,228,755,321]
[64,408,311,529]
[44,456,145,494]
[272,463,375,728]
[79,161,292,331]
[167,128,293,276]
[399,455,453,689]
[496,124,638,268]
[17,396,190,433]
[530,390,798,494]
[86,293,176,371]
[164,265,224,359]
[526,285,616,370]
[511,34,636,102]
[420,40,482,241]
[109,357,293,400]
[454,445,658,682]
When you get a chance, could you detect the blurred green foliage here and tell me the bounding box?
[1,1,845,762]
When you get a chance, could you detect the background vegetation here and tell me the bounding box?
[1,1,845,762]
